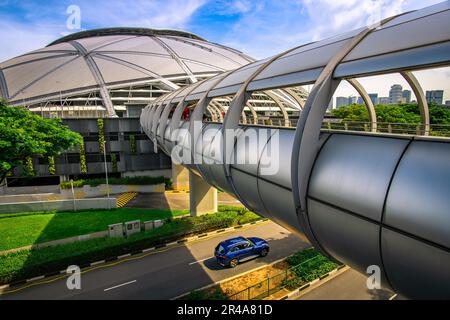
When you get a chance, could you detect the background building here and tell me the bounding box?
[369,93,379,105]
[402,90,412,103]
[426,90,444,105]
[379,97,391,105]
[336,96,348,108]
[348,96,358,105]
[389,84,403,104]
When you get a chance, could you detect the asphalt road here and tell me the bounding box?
[297,268,395,300]
[1,221,309,300]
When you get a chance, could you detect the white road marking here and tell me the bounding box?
[389,294,398,300]
[189,256,214,265]
[103,280,137,292]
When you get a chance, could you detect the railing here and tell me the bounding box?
[321,121,450,137]
[209,117,450,137]
[227,253,338,300]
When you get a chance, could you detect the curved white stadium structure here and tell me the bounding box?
[0,28,259,118]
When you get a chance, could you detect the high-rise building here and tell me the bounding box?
[357,96,364,104]
[426,90,444,105]
[389,84,403,104]
[369,93,379,105]
[348,96,358,105]
[336,97,348,108]
[379,97,390,105]
[402,90,412,103]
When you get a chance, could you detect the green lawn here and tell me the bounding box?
[0,208,189,252]
[0,206,261,284]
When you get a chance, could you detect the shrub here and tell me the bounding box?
[60,176,167,189]
[24,157,35,176]
[79,141,87,174]
[48,156,56,175]
[129,134,137,154]
[111,154,118,173]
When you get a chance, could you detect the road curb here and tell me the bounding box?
[279,265,347,300]
[0,218,270,292]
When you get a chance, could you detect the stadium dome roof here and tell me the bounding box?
[0,28,253,116]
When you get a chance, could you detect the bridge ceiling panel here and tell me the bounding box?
[205,59,269,95]
[334,41,450,78]
[183,60,225,73]
[183,74,223,100]
[171,86,195,103]
[252,40,351,83]
[247,68,322,92]
[343,5,450,63]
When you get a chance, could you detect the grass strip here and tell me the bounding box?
[0,208,189,252]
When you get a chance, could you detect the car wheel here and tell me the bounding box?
[229,259,239,268]
[260,248,269,257]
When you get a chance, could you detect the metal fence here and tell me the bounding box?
[228,254,334,300]
[321,121,450,137]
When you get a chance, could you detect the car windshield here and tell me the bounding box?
[247,238,255,246]
[216,245,226,254]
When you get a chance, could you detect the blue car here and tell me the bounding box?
[214,236,269,268]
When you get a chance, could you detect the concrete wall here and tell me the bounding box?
[0,198,117,214]
[122,169,172,178]
[60,184,165,198]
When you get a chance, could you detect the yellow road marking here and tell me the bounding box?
[116,192,138,208]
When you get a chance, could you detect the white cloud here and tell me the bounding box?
[78,0,207,30]
[302,0,442,41]
[0,21,57,62]
[0,0,207,62]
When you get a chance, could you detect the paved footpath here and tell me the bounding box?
[296,268,395,300]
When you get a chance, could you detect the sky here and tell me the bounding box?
[0,0,448,104]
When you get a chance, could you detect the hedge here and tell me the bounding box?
[60,176,167,189]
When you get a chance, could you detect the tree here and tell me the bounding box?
[331,103,450,125]
[0,100,82,185]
